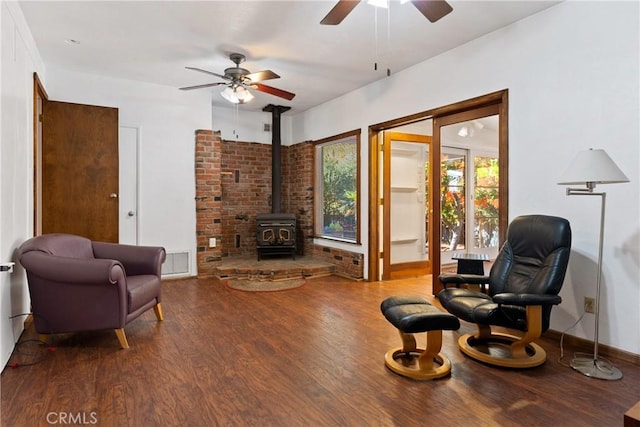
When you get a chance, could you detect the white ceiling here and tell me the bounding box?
[19,0,559,113]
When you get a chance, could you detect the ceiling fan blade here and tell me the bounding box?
[253,83,296,101]
[185,66,229,80]
[320,0,361,25]
[410,0,453,23]
[245,70,280,83]
[179,82,225,91]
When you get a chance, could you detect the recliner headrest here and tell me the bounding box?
[507,215,571,260]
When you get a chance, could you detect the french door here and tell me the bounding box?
[432,103,506,293]
[381,132,431,280]
[367,90,508,285]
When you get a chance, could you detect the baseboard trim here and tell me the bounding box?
[545,329,640,366]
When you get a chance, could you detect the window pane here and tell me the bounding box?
[473,156,499,248]
[320,141,357,241]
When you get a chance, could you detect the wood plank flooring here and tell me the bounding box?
[2,275,639,427]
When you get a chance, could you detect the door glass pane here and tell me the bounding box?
[474,156,499,249]
[441,151,466,253]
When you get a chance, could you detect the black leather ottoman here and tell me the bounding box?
[381,295,460,380]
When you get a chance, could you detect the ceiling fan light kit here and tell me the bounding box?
[221,85,254,104]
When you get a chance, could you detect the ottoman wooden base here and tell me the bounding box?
[381,295,460,380]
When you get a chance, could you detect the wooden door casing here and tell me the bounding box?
[367,90,508,285]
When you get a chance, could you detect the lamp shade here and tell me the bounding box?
[220,86,239,104]
[220,85,254,104]
[235,86,254,103]
[558,149,629,185]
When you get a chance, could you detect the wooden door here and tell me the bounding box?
[382,132,432,280]
[42,101,119,242]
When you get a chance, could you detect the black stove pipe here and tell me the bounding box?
[262,104,291,214]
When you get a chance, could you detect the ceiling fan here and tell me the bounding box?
[179,53,295,104]
[320,0,453,25]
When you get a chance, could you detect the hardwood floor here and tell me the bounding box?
[2,275,639,426]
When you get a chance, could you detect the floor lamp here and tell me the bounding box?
[558,148,629,380]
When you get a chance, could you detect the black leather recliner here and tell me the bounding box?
[437,215,571,368]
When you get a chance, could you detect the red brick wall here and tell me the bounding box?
[283,141,314,255]
[194,134,364,280]
[309,245,364,279]
[194,130,222,275]
[220,141,272,257]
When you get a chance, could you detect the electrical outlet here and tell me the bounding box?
[0,262,15,273]
[584,297,596,314]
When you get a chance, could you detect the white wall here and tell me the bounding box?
[287,1,639,354]
[211,105,293,146]
[0,1,46,367]
[44,67,212,277]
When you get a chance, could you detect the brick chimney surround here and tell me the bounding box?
[194,129,363,279]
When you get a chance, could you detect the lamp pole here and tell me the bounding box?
[566,185,622,380]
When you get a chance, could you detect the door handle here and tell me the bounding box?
[110,193,118,199]
[128,211,135,217]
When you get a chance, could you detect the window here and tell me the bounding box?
[314,132,360,243]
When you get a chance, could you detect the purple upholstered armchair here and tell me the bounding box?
[18,233,166,348]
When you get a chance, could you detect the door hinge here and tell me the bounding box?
[379,251,384,259]
[39,114,43,123]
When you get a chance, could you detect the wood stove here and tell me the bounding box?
[256,213,296,260]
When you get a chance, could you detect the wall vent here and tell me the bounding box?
[263,123,271,132]
[162,251,189,275]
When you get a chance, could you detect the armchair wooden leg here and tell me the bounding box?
[114,328,129,349]
[153,303,164,321]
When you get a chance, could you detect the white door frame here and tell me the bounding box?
[118,125,139,245]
